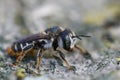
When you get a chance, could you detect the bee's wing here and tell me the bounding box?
[14,33,49,44]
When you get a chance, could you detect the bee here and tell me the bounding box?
[7,26,92,70]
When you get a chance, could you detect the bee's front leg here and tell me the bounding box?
[75,45,94,62]
[36,49,43,71]
[56,50,76,71]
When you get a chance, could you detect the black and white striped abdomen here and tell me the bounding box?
[11,39,53,52]
[11,42,33,52]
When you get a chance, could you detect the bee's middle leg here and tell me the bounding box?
[36,49,43,71]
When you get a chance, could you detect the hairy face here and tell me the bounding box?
[69,31,77,49]
[59,29,77,51]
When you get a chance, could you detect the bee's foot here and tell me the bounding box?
[68,66,76,71]
[12,63,18,67]
[83,51,94,63]
[36,66,41,73]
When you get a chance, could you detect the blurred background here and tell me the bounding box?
[0,0,120,80]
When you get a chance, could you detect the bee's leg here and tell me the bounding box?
[13,52,24,66]
[53,55,63,66]
[36,49,43,71]
[56,50,76,71]
[75,45,93,61]
[13,51,29,66]
[13,46,33,66]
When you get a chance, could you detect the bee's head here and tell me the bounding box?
[58,28,90,51]
[60,28,77,51]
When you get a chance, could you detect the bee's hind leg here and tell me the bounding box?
[13,46,33,66]
[13,51,25,66]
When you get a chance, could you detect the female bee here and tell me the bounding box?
[7,26,92,70]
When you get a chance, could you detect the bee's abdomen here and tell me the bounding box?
[11,42,33,52]
[11,43,22,52]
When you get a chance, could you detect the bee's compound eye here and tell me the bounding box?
[62,35,71,50]
[65,35,71,46]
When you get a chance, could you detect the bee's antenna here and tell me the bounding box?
[76,36,82,40]
[72,36,82,40]
[78,35,91,38]
[72,35,91,40]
